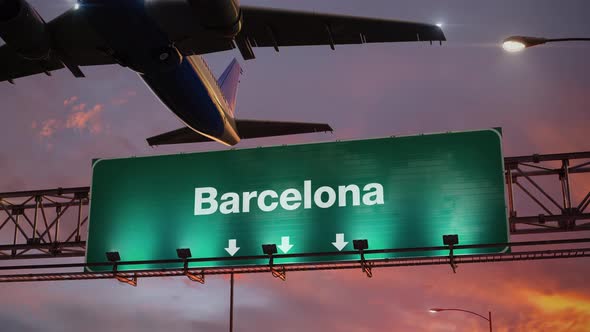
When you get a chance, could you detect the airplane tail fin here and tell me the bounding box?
[147,120,333,146]
[218,58,242,115]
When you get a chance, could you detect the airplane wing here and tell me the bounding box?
[147,120,333,146]
[232,7,446,59]
[178,7,446,59]
[0,9,114,83]
[0,45,64,83]
[1,6,445,81]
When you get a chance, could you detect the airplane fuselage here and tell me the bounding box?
[79,0,241,145]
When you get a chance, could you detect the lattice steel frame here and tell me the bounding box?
[505,151,590,234]
[0,238,589,283]
[0,187,88,260]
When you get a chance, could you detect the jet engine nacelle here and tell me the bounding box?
[0,0,51,60]
[187,0,242,37]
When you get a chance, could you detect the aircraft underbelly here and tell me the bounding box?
[79,0,238,145]
[141,58,226,139]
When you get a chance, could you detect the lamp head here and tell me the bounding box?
[176,248,192,259]
[105,251,121,262]
[429,308,442,313]
[353,239,369,250]
[442,234,459,246]
[262,244,278,255]
[502,36,548,52]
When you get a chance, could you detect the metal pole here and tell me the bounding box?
[54,206,61,244]
[547,38,590,43]
[229,272,234,332]
[32,196,39,242]
[12,215,19,256]
[563,160,572,210]
[76,199,82,241]
[489,311,493,332]
[505,167,516,232]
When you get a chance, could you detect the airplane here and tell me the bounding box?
[0,0,446,146]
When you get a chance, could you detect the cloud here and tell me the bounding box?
[35,103,107,140]
[66,104,105,134]
[523,120,590,203]
[63,96,78,106]
[71,103,87,112]
[0,313,41,332]
[229,261,590,332]
[110,90,138,106]
[38,119,60,138]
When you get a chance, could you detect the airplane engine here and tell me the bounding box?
[0,0,51,60]
[187,0,242,37]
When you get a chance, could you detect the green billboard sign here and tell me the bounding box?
[86,129,508,271]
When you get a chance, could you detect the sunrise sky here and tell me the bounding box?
[1,0,590,331]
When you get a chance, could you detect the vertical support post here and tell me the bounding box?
[12,214,19,256]
[559,159,574,230]
[562,160,572,210]
[489,311,493,332]
[229,272,234,332]
[76,198,82,242]
[54,206,61,244]
[505,166,516,232]
[560,163,568,210]
[32,196,40,243]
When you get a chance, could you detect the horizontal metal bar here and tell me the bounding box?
[511,167,590,178]
[0,238,587,272]
[4,200,89,210]
[0,252,85,260]
[504,152,590,165]
[511,213,590,224]
[511,227,590,235]
[0,241,86,251]
[0,187,90,199]
[1,247,589,283]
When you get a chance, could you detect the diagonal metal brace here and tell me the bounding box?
[448,243,458,273]
[183,260,205,284]
[268,254,286,281]
[111,263,137,287]
[358,248,373,278]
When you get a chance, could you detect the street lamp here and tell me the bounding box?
[502,35,590,52]
[429,308,493,332]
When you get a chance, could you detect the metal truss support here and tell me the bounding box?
[353,239,373,278]
[269,253,286,281]
[0,239,589,283]
[0,187,89,260]
[504,151,590,234]
[0,151,589,283]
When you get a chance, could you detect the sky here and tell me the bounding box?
[1,0,590,331]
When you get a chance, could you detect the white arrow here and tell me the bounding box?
[277,236,293,254]
[332,233,348,251]
[225,239,240,256]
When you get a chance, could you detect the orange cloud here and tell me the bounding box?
[111,90,138,106]
[63,96,79,106]
[66,104,105,134]
[71,103,87,112]
[39,119,60,138]
[36,101,108,141]
[240,261,590,332]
